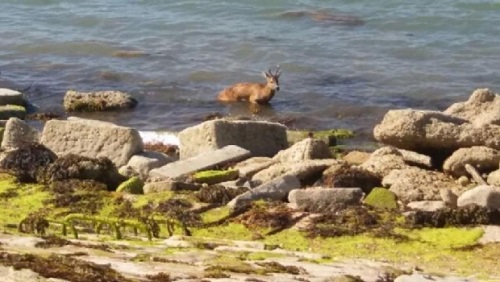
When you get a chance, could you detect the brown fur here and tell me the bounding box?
[217,68,281,104]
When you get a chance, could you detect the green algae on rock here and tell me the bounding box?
[0,104,26,120]
[193,169,239,185]
[363,188,398,210]
[116,176,144,194]
[287,129,355,146]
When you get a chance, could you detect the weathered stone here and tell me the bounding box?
[41,118,143,167]
[440,189,458,207]
[397,148,432,168]
[193,169,239,185]
[487,169,500,186]
[360,147,408,177]
[120,151,172,180]
[149,145,250,181]
[444,88,500,126]
[0,118,39,150]
[228,174,301,208]
[407,201,446,212]
[322,166,381,194]
[288,187,363,212]
[143,180,200,194]
[457,176,470,187]
[374,109,500,152]
[383,167,460,203]
[0,105,26,120]
[0,88,27,106]
[252,159,341,185]
[178,119,287,159]
[116,176,144,194]
[443,146,500,177]
[342,150,370,165]
[233,157,277,178]
[63,90,138,112]
[273,137,332,163]
[457,185,500,209]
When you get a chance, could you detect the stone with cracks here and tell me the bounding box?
[1,118,39,150]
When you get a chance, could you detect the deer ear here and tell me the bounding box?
[262,71,270,78]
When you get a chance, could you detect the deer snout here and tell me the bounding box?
[276,86,280,91]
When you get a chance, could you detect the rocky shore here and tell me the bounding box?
[0,88,499,281]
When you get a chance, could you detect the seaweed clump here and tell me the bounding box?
[196,185,247,205]
[40,154,126,190]
[43,179,108,215]
[407,204,500,228]
[322,167,381,194]
[236,201,294,231]
[0,252,133,282]
[0,143,57,182]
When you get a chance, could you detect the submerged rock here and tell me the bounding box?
[63,90,138,112]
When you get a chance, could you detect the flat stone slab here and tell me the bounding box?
[149,145,251,181]
[0,104,26,120]
[288,187,364,212]
[228,174,301,207]
[0,88,27,106]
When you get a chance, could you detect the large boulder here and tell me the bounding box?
[488,169,500,186]
[40,118,143,167]
[443,146,500,177]
[383,167,461,203]
[457,185,500,209]
[273,137,332,163]
[63,90,138,112]
[360,147,408,177]
[373,109,500,152]
[288,187,364,212]
[178,119,288,159]
[444,88,500,126]
[1,117,39,150]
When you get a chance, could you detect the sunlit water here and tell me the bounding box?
[1,0,500,143]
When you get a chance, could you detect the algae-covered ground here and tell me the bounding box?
[1,173,499,281]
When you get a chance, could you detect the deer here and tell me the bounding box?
[217,66,282,104]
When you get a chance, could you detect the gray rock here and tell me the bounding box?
[444,88,500,126]
[487,169,500,186]
[40,118,143,167]
[1,117,39,150]
[178,119,288,159]
[440,189,458,207]
[443,146,500,177]
[149,145,251,181]
[383,167,461,203]
[342,150,371,165]
[0,88,27,106]
[360,147,408,177]
[227,174,301,208]
[398,148,433,168]
[407,201,446,212]
[373,109,500,152]
[457,185,500,209]
[120,151,173,180]
[273,137,332,163]
[63,90,138,112]
[233,157,277,178]
[288,187,363,212]
[0,105,26,120]
[394,273,473,282]
[252,159,341,185]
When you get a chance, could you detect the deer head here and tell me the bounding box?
[262,65,282,91]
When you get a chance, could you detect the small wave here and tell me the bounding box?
[139,130,180,145]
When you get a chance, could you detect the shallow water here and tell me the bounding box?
[1,0,500,140]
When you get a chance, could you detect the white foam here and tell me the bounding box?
[139,130,180,146]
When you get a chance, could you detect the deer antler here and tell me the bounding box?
[274,65,281,77]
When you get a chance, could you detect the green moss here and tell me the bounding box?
[193,170,239,185]
[131,191,175,208]
[0,104,26,120]
[287,129,355,146]
[192,223,254,241]
[246,251,287,261]
[201,207,231,223]
[364,188,398,210]
[116,177,144,194]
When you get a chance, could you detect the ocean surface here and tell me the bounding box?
[1,0,500,142]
